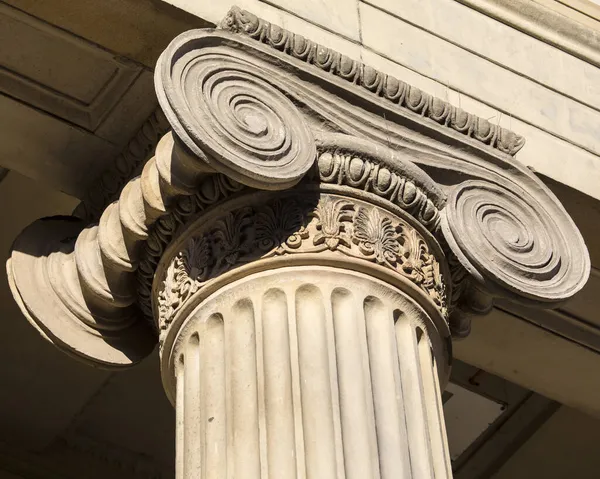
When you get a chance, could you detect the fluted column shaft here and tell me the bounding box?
[164,267,452,479]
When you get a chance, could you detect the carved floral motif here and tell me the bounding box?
[399,228,428,283]
[255,199,309,253]
[352,207,400,267]
[313,197,354,250]
[157,237,209,325]
[212,208,253,272]
[156,194,447,340]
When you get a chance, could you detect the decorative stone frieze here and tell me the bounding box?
[153,190,448,344]
[6,6,591,479]
[221,6,525,156]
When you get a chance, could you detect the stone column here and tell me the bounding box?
[164,266,451,479]
[149,175,454,479]
[6,7,590,479]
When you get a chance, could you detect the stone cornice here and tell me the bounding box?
[456,0,600,69]
[220,6,525,156]
[6,6,590,368]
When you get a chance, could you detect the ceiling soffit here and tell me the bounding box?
[0,4,142,131]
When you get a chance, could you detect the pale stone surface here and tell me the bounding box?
[359,48,600,201]
[264,0,361,40]
[367,0,600,110]
[164,0,364,58]
[456,0,600,68]
[162,0,361,40]
[359,3,600,156]
[165,267,452,479]
[455,307,600,418]
[160,0,600,202]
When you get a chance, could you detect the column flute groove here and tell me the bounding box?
[332,288,379,479]
[166,268,452,479]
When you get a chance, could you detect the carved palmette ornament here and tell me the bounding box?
[155,193,448,340]
[352,206,402,267]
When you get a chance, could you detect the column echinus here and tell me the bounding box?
[7,7,590,479]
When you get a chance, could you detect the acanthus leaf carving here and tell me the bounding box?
[158,236,211,328]
[212,207,254,272]
[399,227,428,284]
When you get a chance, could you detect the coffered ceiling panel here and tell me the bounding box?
[0,3,141,131]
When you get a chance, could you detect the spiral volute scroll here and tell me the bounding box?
[155,31,316,190]
[442,180,590,306]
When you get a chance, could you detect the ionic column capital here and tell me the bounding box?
[7,6,589,368]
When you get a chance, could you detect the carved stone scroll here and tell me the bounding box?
[442,180,590,306]
[155,30,316,190]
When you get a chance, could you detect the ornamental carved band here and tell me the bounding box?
[7,6,590,369]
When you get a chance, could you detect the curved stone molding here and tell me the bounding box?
[221,6,524,156]
[314,133,446,232]
[7,218,155,367]
[7,131,216,366]
[75,108,171,222]
[152,191,449,342]
[442,180,590,306]
[163,267,452,479]
[155,30,316,190]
